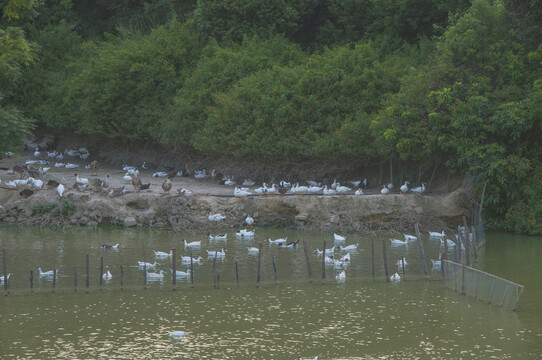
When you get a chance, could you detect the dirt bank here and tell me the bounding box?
[0,142,472,232]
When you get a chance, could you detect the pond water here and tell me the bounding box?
[0,225,541,359]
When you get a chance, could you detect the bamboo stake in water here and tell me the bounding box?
[190,250,194,288]
[414,222,428,277]
[462,216,471,266]
[235,261,239,288]
[272,256,278,283]
[120,266,124,291]
[381,238,389,281]
[52,269,57,292]
[212,251,217,288]
[371,235,375,280]
[172,248,176,291]
[303,241,312,283]
[461,252,466,295]
[86,254,89,293]
[401,256,406,277]
[144,263,147,290]
[74,267,77,292]
[3,249,7,295]
[471,225,479,262]
[99,257,103,290]
[257,243,262,288]
[321,239,326,283]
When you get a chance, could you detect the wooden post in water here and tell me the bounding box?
[216,274,220,289]
[272,256,278,284]
[321,239,326,283]
[143,263,147,290]
[99,257,104,290]
[461,251,466,295]
[371,235,375,280]
[172,248,176,291]
[120,266,124,291]
[381,238,389,281]
[85,254,89,293]
[414,222,428,277]
[256,243,262,288]
[401,256,406,278]
[235,261,239,288]
[462,217,471,266]
[471,225,479,262]
[30,270,33,293]
[2,249,7,295]
[190,251,194,288]
[303,241,312,283]
[52,269,57,292]
[212,251,217,288]
[74,267,78,292]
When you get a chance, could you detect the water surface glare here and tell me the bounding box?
[0,226,541,359]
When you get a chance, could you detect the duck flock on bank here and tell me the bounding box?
[1,146,429,201]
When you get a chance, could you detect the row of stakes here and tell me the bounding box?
[2,221,477,295]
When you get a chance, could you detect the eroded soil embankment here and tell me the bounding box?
[0,186,471,232]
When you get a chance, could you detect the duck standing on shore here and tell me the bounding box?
[162,178,172,193]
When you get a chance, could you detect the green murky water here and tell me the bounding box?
[0,225,540,359]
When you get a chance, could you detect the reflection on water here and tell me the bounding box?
[0,226,541,359]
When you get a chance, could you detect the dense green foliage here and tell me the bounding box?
[1,0,541,233]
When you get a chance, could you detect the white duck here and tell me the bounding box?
[138,261,158,269]
[390,239,408,246]
[194,169,209,179]
[323,185,337,195]
[441,238,457,247]
[390,272,401,281]
[307,185,323,193]
[338,244,359,251]
[336,270,346,282]
[208,233,227,241]
[396,257,408,266]
[234,187,252,197]
[236,229,255,237]
[102,270,112,280]
[75,174,89,186]
[38,267,56,278]
[410,182,427,194]
[404,234,417,241]
[245,215,254,226]
[0,273,11,283]
[183,240,201,248]
[153,171,168,178]
[331,179,338,189]
[65,163,79,169]
[56,184,65,198]
[335,183,351,194]
[181,256,203,264]
[428,231,445,239]
[242,179,256,186]
[339,253,351,262]
[314,246,335,256]
[208,213,226,222]
[172,269,191,278]
[153,250,173,259]
[293,183,309,194]
[123,174,133,183]
[354,188,364,195]
[34,147,40,157]
[146,270,166,280]
[206,248,226,257]
[431,259,442,269]
[381,185,390,195]
[400,181,409,195]
[247,247,260,254]
[268,237,287,245]
[54,162,65,168]
[334,233,346,242]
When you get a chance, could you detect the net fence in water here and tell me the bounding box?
[442,260,524,311]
